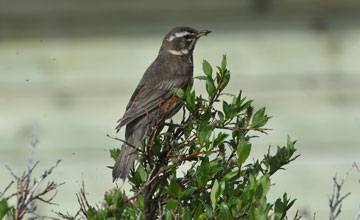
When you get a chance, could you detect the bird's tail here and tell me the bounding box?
[112,123,146,182]
[112,142,137,182]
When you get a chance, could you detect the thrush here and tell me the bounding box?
[113,26,211,181]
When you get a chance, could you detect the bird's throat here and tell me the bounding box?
[167,49,189,56]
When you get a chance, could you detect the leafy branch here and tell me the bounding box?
[61,55,299,220]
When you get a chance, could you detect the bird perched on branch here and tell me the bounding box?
[113,26,211,181]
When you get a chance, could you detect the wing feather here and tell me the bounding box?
[116,78,188,130]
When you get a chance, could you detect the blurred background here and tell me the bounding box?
[1,0,359,219]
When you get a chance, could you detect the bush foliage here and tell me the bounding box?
[0,56,299,220]
[90,55,297,219]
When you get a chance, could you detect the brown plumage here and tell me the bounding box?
[113,26,211,181]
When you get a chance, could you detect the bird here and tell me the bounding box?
[113,26,211,181]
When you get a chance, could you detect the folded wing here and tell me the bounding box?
[116,78,188,131]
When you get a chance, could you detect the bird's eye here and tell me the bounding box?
[184,35,192,39]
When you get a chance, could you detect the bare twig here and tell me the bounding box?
[106,134,144,153]
[288,154,301,164]
[24,160,62,205]
[178,150,209,162]
[3,160,64,219]
[54,211,77,220]
[27,122,39,218]
[75,179,95,218]
[355,209,360,220]
[292,210,302,220]
[28,122,39,171]
[0,180,14,199]
[329,162,360,220]
[5,164,19,180]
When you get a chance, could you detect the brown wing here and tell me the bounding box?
[116,78,188,131]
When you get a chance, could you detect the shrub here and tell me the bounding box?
[86,55,298,220]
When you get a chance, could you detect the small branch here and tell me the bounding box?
[225,148,237,167]
[127,167,165,201]
[5,164,19,180]
[179,150,209,163]
[182,134,197,144]
[75,179,95,218]
[355,209,360,220]
[233,212,248,219]
[223,126,272,132]
[292,210,302,220]
[288,154,301,164]
[0,180,14,199]
[3,158,63,219]
[164,122,272,132]
[28,122,39,171]
[329,162,360,220]
[106,134,144,153]
[24,160,62,206]
[55,211,78,220]
[180,161,199,184]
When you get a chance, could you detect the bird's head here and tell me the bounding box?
[160,26,211,56]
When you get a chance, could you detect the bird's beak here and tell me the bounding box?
[196,30,212,39]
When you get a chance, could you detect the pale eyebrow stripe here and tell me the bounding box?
[167,31,191,41]
[175,31,190,37]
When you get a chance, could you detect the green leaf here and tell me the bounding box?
[287,135,296,152]
[137,166,147,183]
[255,174,270,200]
[166,199,178,211]
[238,100,253,113]
[213,133,229,148]
[198,123,215,147]
[219,203,231,220]
[219,181,226,197]
[260,174,270,197]
[237,138,251,165]
[198,213,208,220]
[195,76,208,80]
[169,178,183,199]
[274,198,284,220]
[210,179,219,211]
[267,136,297,175]
[195,157,218,188]
[0,198,10,220]
[204,203,212,217]
[273,193,296,220]
[165,210,173,220]
[193,205,203,220]
[251,107,269,128]
[206,78,216,99]
[173,87,185,100]
[182,187,197,199]
[218,111,224,121]
[182,209,192,220]
[222,101,237,119]
[219,71,230,91]
[109,148,120,161]
[202,60,213,77]
[185,86,196,110]
[222,171,238,181]
[221,55,227,72]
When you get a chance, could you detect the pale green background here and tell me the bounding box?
[0,0,360,219]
